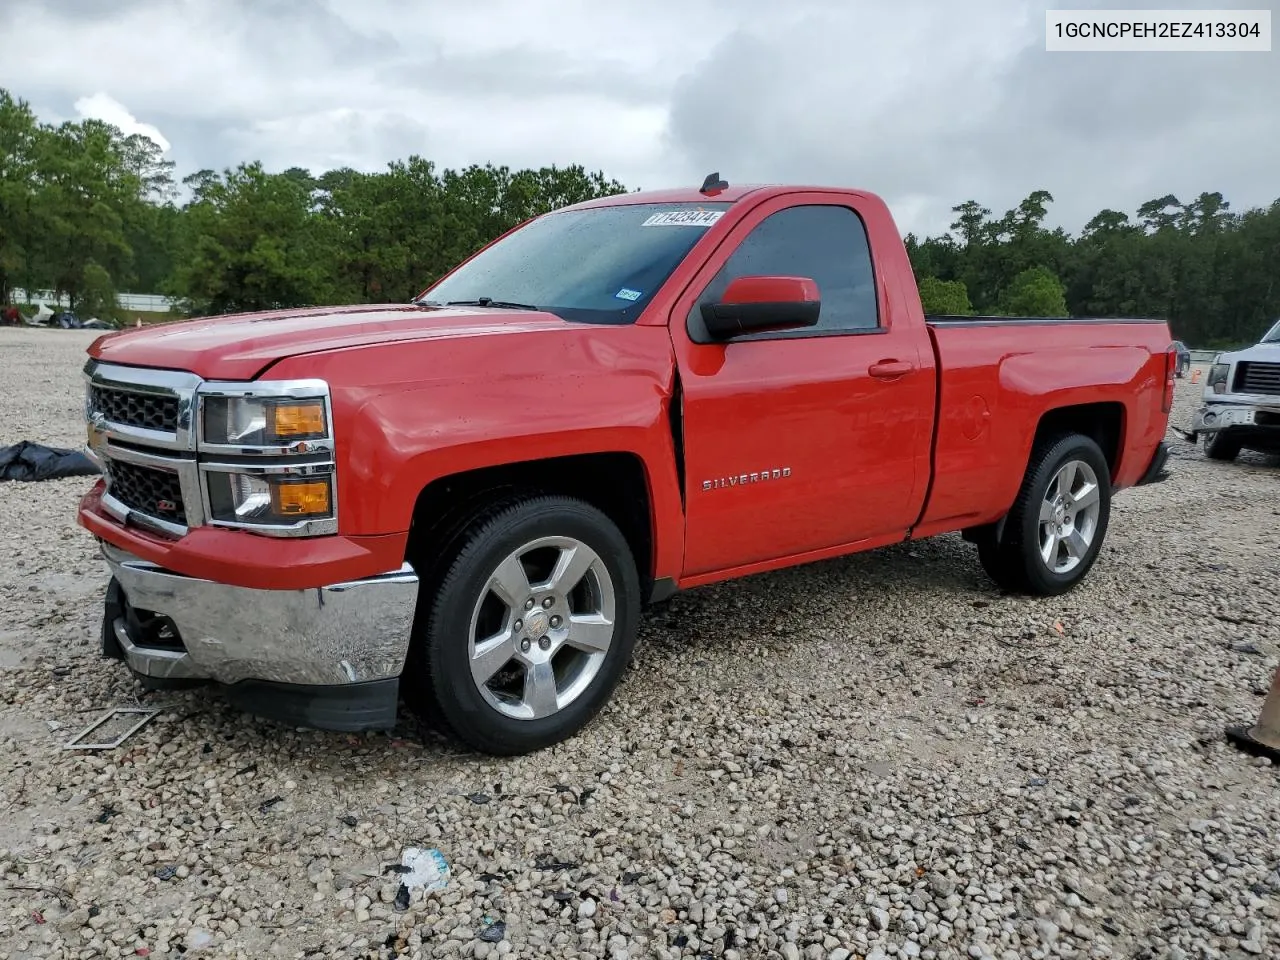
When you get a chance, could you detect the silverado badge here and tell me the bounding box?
[701,467,791,491]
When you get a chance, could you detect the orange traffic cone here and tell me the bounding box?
[1191,368,1201,384]
[1226,662,1280,762]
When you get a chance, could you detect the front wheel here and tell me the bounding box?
[415,495,641,755]
[977,434,1112,596]
[1204,431,1241,462]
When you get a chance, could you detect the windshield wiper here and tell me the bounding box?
[443,297,540,310]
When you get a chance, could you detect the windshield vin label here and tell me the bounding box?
[642,210,724,227]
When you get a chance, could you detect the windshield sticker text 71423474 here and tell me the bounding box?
[641,210,724,228]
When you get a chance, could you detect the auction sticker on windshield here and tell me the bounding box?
[641,210,724,227]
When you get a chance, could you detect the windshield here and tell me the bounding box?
[1263,318,1280,343]
[419,202,732,324]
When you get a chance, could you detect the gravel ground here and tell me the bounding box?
[1,325,1278,960]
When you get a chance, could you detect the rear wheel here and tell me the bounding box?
[1204,431,1241,462]
[415,495,640,755]
[977,434,1111,596]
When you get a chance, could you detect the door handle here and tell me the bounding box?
[868,359,914,380]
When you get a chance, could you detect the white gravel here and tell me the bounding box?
[1,325,1278,960]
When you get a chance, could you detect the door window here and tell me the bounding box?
[688,204,880,341]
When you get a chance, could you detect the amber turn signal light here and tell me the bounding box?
[271,480,332,516]
[272,401,326,438]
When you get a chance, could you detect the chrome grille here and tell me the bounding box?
[90,385,179,432]
[83,359,337,538]
[104,460,188,526]
[1236,361,1280,396]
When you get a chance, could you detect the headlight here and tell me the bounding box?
[1207,363,1230,395]
[196,379,338,536]
[206,471,334,526]
[202,396,328,447]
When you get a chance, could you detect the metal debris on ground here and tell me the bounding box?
[187,929,213,949]
[398,847,450,893]
[62,707,160,750]
[534,853,579,871]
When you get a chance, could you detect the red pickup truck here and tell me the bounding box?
[78,178,1175,754]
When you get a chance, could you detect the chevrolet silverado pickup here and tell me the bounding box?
[78,178,1176,755]
[1184,318,1280,460]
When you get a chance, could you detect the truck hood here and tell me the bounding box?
[88,303,571,380]
[1221,341,1280,364]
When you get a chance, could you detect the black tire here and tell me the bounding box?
[1204,431,1241,462]
[415,494,640,755]
[102,576,125,661]
[977,433,1112,596]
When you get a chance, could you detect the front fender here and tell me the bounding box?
[264,326,686,581]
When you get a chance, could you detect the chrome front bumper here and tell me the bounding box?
[1189,399,1280,435]
[101,542,420,687]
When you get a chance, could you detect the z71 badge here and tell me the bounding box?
[702,467,791,491]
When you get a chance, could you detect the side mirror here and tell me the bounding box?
[700,276,821,340]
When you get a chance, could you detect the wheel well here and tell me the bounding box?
[1033,402,1124,479]
[405,453,654,592]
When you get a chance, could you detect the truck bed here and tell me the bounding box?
[913,315,1172,539]
[925,314,1166,326]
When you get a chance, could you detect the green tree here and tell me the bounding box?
[999,266,1070,317]
[35,119,138,309]
[10,82,1280,350]
[168,162,332,314]
[0,90,46,303]
[80,259,119,322]
[917,276,973,315]
[949,201,991,249]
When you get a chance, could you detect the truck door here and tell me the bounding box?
[670,193,936,577]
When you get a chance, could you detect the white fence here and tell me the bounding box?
[12,289,174,312]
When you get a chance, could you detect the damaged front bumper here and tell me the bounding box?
[1182,399,1280,441]
[99,541,420,731]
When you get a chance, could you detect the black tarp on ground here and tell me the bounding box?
[0,441,100,481]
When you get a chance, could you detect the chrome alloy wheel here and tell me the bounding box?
[1038,459,1102,574]
[467,536,617,721]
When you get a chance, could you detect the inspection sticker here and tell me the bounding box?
[641,209,724,227]
[615,287,642,301]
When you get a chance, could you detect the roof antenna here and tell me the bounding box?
[700,171,728,195]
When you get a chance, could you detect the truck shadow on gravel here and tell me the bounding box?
[118,533,994,763]
[100,513,1207,768]
[635,533,985,659]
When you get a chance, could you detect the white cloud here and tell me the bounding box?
[73,92,172,152]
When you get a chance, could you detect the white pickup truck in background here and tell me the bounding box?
[1187,318,1280,461]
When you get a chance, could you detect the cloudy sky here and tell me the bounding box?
[1,0,1276,237]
